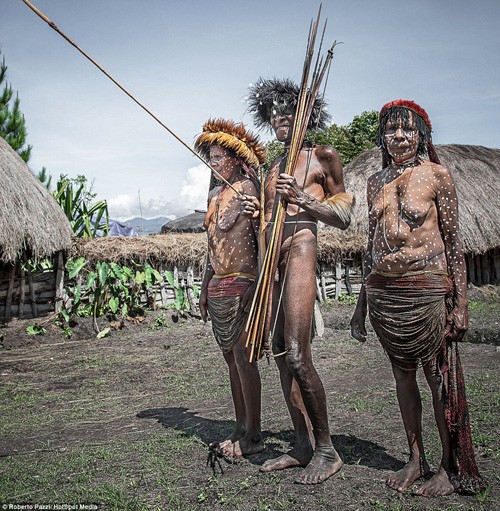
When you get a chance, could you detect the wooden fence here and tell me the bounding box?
[3,251,496,320]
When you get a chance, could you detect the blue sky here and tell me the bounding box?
[2,0,499,220]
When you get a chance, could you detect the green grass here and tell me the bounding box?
[0,433,203,508]
[1,301,498,511]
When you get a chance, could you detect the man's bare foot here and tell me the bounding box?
[386,457,430,493]
[239,434,265,456]
[260,446,313,472]
[414,466,455,497]
[295,446,343,485]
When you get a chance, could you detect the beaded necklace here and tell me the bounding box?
[382,159,420,253]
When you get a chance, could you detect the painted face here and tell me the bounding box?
[209,145,239,181]
[384,112,420,165]
[271,105,295,143]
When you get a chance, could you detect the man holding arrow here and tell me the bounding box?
[247,78,354,484]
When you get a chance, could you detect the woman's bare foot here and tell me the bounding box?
[295,446,343,485]
[219,434,264,459]
[414,466,455,497]
[260,445,313,472]
[386,457,430,493]
[209,428,245,451]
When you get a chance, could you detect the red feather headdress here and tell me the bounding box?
[379,99,432,131]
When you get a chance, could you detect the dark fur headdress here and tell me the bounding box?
[377,99,440,168]
[247,77,330,132]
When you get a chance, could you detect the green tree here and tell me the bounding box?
[37,166,53,191]
[0,51,32,162]
[309,110,379,165]
[263,139,285,172]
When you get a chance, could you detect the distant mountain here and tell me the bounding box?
[123,216,170,235]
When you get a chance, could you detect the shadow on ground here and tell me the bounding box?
[137,406,405,472]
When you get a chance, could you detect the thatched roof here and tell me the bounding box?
[161,211,206,234]
[72,229,364,270]
[343,144,500,255]
[0,136,73,264]
[71,234,208,271]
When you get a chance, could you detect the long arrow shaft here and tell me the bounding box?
[20,0,243,197]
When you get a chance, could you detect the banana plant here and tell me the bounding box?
[53,174,109,238]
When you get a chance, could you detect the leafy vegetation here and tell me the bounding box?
[164,270,199,314]
[25,325,46,336]
[309,110,379,165]
[62,257,163,332]
[53,174,109,238]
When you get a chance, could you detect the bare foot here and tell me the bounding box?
[219,439,242,459]
[386,457,430,493]
[260,446,313,472]
[295,446,343,485]
[414,466,455,497]
[209,429,245,451]
[219,434,264,459]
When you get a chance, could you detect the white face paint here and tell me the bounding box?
[384,112,420,166]
[209,145,239,181]
[271,107,295,143]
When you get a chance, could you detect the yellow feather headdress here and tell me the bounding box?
[194,118,266,170]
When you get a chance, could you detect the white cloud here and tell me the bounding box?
[107,164,210,221]
[178,163,211,212]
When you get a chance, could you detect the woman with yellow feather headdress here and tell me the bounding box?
[195,118,266,459]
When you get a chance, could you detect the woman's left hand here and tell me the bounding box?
[446,305,468,342]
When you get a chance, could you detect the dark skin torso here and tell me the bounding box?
[205,177,259,277]
[264,144,348,247]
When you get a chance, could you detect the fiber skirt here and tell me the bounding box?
[207,276,253,353]
[366,272,452,369]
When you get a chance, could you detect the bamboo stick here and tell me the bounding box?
[27,267,38,318]
[54,251,65,313]
[186,266,197,313]
[18,264,26,318]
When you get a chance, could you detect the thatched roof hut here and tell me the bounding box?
[0,136,73,319]
[0,136,73,263]
[342,144,500,284]
[72,230,361,273]
[161,211,206,234]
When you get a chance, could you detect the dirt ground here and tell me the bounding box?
[0,286,498,510]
